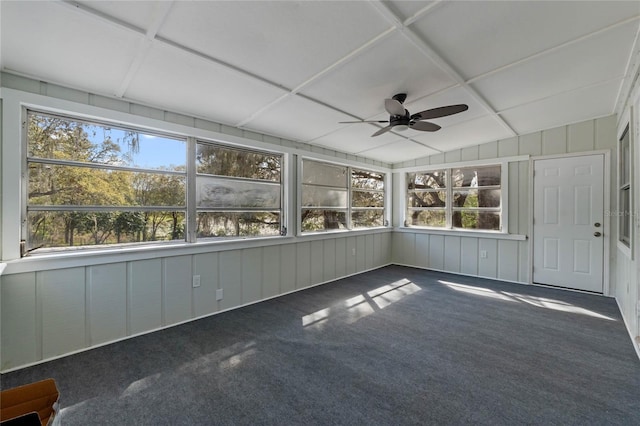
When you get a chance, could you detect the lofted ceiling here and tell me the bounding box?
[1,1,639,164]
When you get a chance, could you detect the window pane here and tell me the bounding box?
[302,186,348,207]
[407,171,446,190]
[29,164,185,207]
[196,143,281,182]
[352,191,384,207]
[452,166,500,187]
[452,211,500,230]
[408,191,446,208]
[352,210,384,228]
[27,210,185,250]
[28,113,186,171]
[196,212,280,237]
[303,160,347,187]
[352,169,384,190]
[301,209,347,232]
[406,210,446,227]
[620,188,630,244]
[196,176,280,209]
[453,189,501,208]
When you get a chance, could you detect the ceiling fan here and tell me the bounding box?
[339,93,468,137]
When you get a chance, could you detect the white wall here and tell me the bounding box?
[390,116,618,288]
[1,234,391,371]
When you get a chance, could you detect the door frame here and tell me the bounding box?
[529,150,611,295]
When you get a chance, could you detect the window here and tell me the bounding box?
[25,110,284,253]
[406,165,502,231]
[300,159,386,233]
[619,125,631,247]
[26,111,187,251]
[195,143,283,238]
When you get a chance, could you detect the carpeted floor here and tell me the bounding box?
[2,265,639,425]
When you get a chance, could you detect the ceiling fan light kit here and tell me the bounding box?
[339,93,469,137]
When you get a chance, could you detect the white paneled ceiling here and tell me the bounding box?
[1,1,639,165]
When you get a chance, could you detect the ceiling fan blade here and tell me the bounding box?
[411,121,441,132]
[384,99,406,116]
[411,104,469,121]
[339,120,390,124]
[371,125,394,137]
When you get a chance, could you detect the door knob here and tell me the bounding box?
[594,231,602,237]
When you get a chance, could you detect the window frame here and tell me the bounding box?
[297,157,389,235]
[403,161,508,234]
[618,124,631,252]
[22,108,288,255]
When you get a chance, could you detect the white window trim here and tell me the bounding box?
[400,159,512,235]
[297,156,390,236]
[617,121,632,258]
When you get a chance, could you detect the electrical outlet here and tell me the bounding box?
[352,248,356,256]
[480,250,488,259]
[192,275,201,288]
[216,288,224,301]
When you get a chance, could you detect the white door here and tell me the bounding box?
[533,154,604,292]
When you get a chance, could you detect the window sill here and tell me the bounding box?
[296,226,392,239]
[396,227,527,241]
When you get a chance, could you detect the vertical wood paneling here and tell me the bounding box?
[280,244,296,293]
[163,256,192,326]
[39,268,85,359]
[444,236,461,272]
[498,137,518,157]
[595,115,616,149]
[518,240,530,283]
[356,235,366,272]
[498,240,519,282]
[445,150,461,163]
[568,120,595,153]
[262,246,281,299]
[365,234,375,270]
[219,251,242,310]
[193,252,219,317]
[479,141,498,159]
[401,233,416,266]
[519,132,542,156]
[296,242,311,288]
[346,237,357,275]
[1,273,37,370]
[129,259,162,335]
[88,263,126,345]
[542,126,567,155]
[335,238,347,278]
[415,234,429,268]
[380,233,391,264]
[373,233,382,266]
[391,232,403,264]
[242,248,263,304]
[323,239,336,282]
[461,146,479,161]
[310,240,324,284]
[478,239,498,278]
[461,237,479,275]
[429,235,445,270]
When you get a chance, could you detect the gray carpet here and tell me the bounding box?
[2,265,639,425]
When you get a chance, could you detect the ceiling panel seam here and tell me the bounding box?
[495,75,625,115]
[369,1,516,138]
[465,14,640,86]
[58,0,145,36]
[235,28,397,128]
[115,1,176,98]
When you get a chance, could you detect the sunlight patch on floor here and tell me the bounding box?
[302,278,421,328]
[438,279,616,321]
